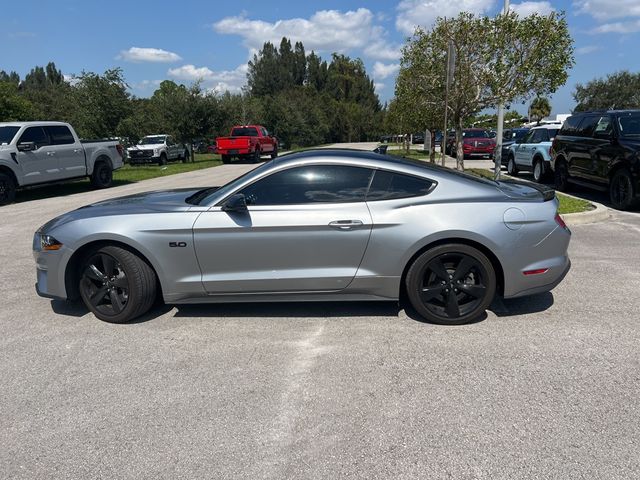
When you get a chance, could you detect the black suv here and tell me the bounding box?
[550,110,640,210]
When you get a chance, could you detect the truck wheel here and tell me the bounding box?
[158,153,168,166]
[221,155,231,164]
[253,149,261,163]
[270,146,278,159]
[91,162,113,188]
[181,149,190,163]
[554,160,570,192]
[0,172,16,205]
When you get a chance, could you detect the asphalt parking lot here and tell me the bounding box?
[1,158,639,479]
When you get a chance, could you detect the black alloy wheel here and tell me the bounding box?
[91,162,113,188]
[554,160,570,192]
[406,244,496,325]
[0,173,16,205]
[79,246,157,323]
[610,169,636,210]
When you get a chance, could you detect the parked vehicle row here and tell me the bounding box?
[445,129,496,159]
[505,125,561,183]
[127,134,190,165]
[0,121,124,205]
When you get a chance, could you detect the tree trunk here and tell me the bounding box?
[456,116,464,171]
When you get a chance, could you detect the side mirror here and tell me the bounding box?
[221,193,248,212]
[17,142,36,152]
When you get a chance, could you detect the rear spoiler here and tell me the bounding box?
[500,178,556,202]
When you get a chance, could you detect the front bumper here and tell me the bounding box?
[34,244,72,301]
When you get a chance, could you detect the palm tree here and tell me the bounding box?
[529,97,552,125]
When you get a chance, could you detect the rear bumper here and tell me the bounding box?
[218,148,253,155]
[505,257,571,299]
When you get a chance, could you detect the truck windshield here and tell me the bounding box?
[139,136,166,145]
[0,126,20,145]
[231,127,259,137]
[618,113,640,136]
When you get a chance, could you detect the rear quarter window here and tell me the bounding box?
[367,170,434,201]
[559,116,583,135]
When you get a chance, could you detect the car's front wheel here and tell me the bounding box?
[532,157,546,183]
[405,244,496,325]
[0,172,16,205]
[554,160,570,192]
[79,245,157,323]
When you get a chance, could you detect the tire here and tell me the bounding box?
[253,149,261,163]
[90,162,113,188]
[609,169,636,211]
[78,245,157,323]
[507,155,518,176]
[158,153,168,166]
[405,244,496,325]
[221,154,231,164]
[0,172,16,206]
[181,149,190,164]
[532,157,546,183]
[554,160,570,192]
[270,145,278,159]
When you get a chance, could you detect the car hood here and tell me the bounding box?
[128,144,163,151]
[39,188,218,232]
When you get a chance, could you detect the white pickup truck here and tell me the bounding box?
[127,134,189,165]
[0,121,124,205]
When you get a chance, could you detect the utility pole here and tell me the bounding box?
[494,0,509,180]
[442,28,455,167]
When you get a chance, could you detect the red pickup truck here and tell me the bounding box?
[216,125,278,163]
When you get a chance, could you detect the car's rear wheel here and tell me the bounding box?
[181,149,190,163]
[90,162,113,188]
[405,244,496,325]
[0,172,16,205]
[79,245,157,323]
[221,154,231,164]
[554,160,570,192]
[253,149,261,163]
[271,145,278,159]
[610,169,636,210]
[532,157,546,183]
[507,156,518,176]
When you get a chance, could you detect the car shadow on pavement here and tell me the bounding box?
[50,299,174,324]
[490,292,554,317]
[173,301,401,319]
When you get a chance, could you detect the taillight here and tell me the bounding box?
[555,212,569,231]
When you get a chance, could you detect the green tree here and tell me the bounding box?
[529,96,552,124]
[0,70,20,86]
[396,11,574,170]
[0,82,35,121]
[573,70,640,111]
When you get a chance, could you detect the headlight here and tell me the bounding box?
[40,234,63,251]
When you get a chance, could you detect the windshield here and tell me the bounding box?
[617,113,640,136]
[189,162,271,205]
[231,127,259,137]
[463,130,489,138]
[139,136,166,145]
[0,126,20,145]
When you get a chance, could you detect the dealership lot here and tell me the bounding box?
[1,161,639,479]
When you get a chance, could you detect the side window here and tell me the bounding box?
[575,116,600,137]
[592,116,612,137]
[521,131,536,144]
[239,165,373,205]
[560,115,583,135]
[45,126,75,145]
[367,170,434,201]
[18,127,50,148]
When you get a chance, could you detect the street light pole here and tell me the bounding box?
[494,0,510,180]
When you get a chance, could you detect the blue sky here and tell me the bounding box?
[1,0,639,116]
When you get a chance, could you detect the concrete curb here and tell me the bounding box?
[561,198,610,226]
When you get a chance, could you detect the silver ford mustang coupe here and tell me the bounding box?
[33,149,571,325]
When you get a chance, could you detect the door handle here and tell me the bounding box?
[46,151,56,156]
[73,149,82,153]
[329,220,363,230]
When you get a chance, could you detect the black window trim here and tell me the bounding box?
[44,125,76,146]
[365,168,437,202]
[17,126,52,148]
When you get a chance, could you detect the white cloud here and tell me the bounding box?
[118,47,182,63]
[213,8,398,61]
[374,82,386,93]
[132,79,163,90]
[168,64,248,94]
[574,0,640,21]
[575,45,602,54]
[509,1,554,16]
[395,0,495,36]
[63,74,79,86]
[373,62,400,79]
[590,19,640,33]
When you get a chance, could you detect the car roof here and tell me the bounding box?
[0,121,70,128]
[531,124,561,130]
